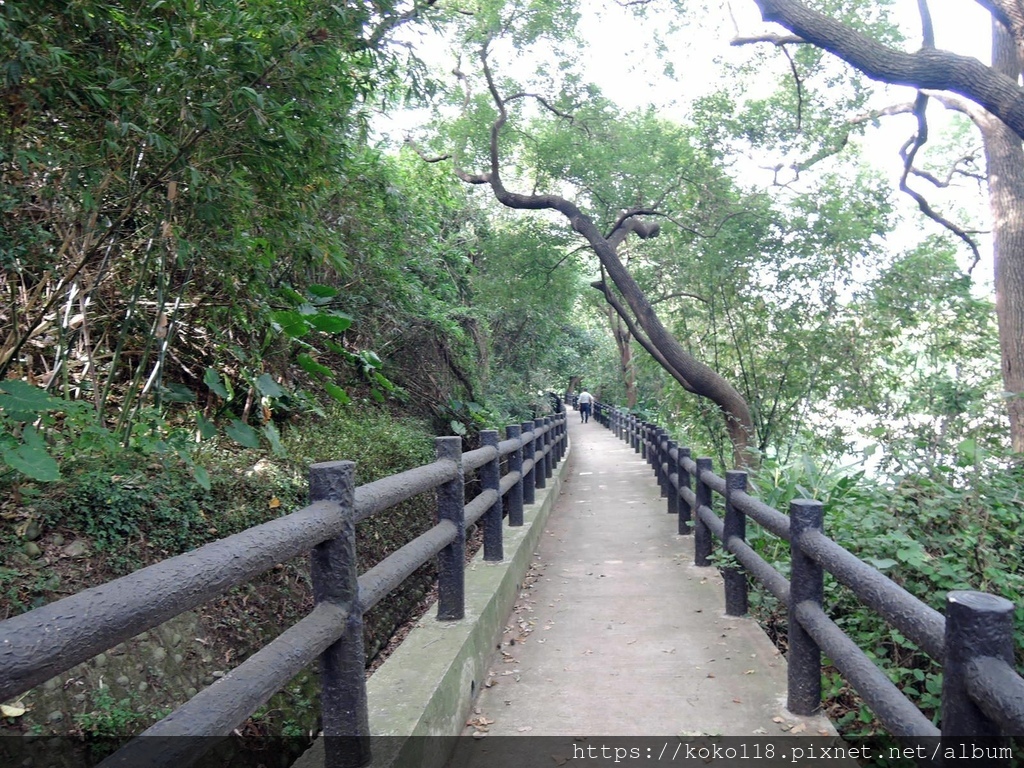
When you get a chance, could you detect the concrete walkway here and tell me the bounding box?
[448,415,834,763]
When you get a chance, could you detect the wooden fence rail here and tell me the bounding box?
[595,402,1024,745]
[0,412,568,768]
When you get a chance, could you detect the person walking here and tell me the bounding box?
[577,390,593,423]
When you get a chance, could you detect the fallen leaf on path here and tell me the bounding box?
[1,702,26,718]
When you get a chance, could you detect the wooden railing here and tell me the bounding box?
[0,412,568,768]
[595,403,1024,744]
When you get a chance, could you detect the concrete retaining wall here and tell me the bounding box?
[295,441,571,768]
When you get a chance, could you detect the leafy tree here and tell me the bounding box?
[735,0,1024,452]
[414,3,762,465]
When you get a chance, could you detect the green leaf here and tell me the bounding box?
[0,381,60,414]
[203,368,230,399]
[864,557,897,571]
[193,465,211,490]
[297,353,332,378]
[225,419,260,448]
[160,383,195,403]
[307,284,339,298]
[450,420,467,436]
[263,422,286,457]
[270,310,311,338]
[255,373,286,399]
[195,413,218,441]
[324,382,351,405]
[307,313,352,334]
[2,428,60,481]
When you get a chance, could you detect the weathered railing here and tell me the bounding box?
[595,403,1024,742]
[0,412,568,768]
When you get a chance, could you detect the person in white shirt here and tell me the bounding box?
[577,390,593,423]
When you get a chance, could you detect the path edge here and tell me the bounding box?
[294,438,573,768]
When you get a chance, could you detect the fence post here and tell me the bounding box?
[436,436,465,620]
[651,428,664,496]
[640,422,648,460]
[666,440,679,516]
[724,470,749,617]
[480,430,503,562]
[533,418,547,489]
[556,413,565,462]
[521,421,536,505]
[546,416,555,477]
[631,415,639,453]
[678,447,692,535]
[648,425,657,469]
[694,457,713,567]
[788,499,824,715]
[506,424,524,526]
[309,461,370,768]
[941,591,1015,740]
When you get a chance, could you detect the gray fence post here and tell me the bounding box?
[656,429,668,498]
[666,440,679,516]
[506,424,524,526]
[436,436,465,620]
[678,447,692,535]
[521,421,536,505]
[942,590,1015,740]
[534,418,547,489]
[309,461,370,768]
[480,430,503,562]
[694,457,713,567]
[724,470,749,617]
[788,498,824,715]
[544,416,554,479]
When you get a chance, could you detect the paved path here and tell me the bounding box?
[448,414,835,764]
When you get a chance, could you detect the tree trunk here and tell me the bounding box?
[453,52,758,467]
[604,305,638,408]
[984,20,1024,451]
[751,0,1024,141]
[573,215,756,466]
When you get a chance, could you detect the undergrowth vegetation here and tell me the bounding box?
[745,451,1024,734]
[0,402,440,754]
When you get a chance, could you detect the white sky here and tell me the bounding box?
[576,1,993,112]
[570,1,996,286]
[378,1,998,285]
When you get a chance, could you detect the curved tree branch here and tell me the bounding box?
[590,279,697,393]
[426,42,758,465]
[750,0,1024,141]
[898,92,984,272]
